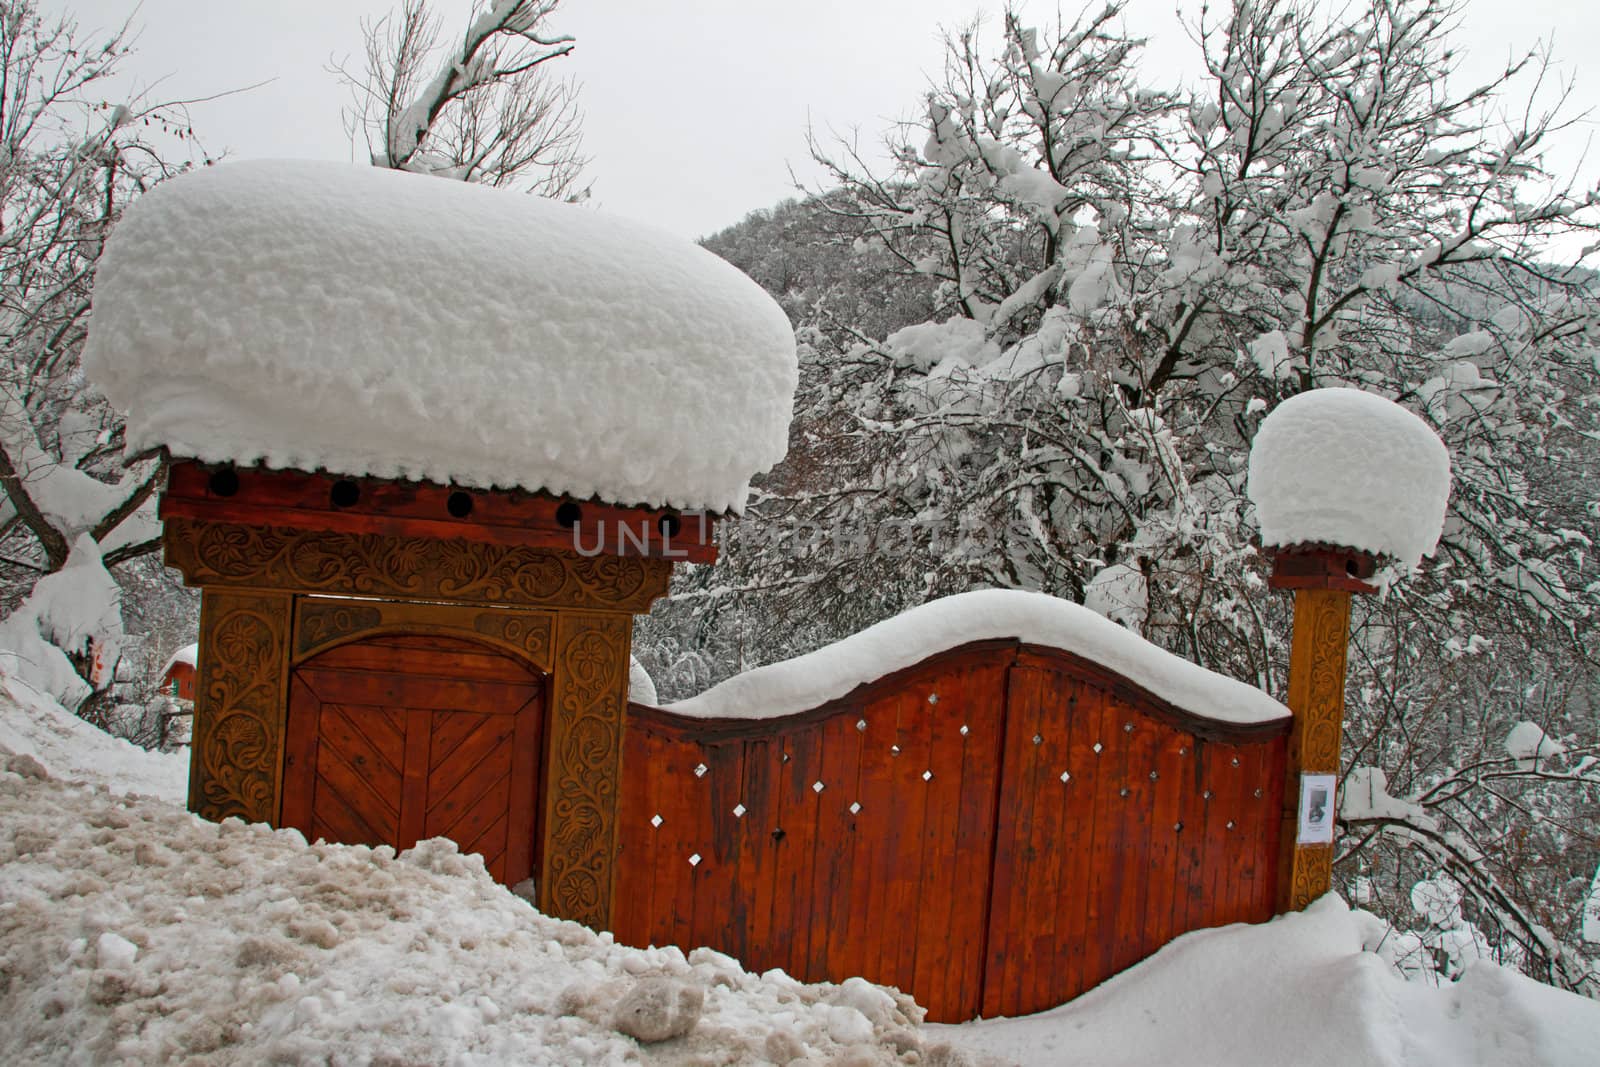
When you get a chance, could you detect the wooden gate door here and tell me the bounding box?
[281,635,544,885]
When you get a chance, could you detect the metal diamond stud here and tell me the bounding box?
[1060,771,1071,783]
[732,804,746,818]
[922,770,933,782]
[688,853,701,866]
[650,814,663,828]
[812,780,825,793]
[849,802,861,815]
[694,763,707,778]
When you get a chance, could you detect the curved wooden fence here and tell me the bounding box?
[613,639,1289,1023]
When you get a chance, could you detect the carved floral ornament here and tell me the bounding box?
[164,517,673,612]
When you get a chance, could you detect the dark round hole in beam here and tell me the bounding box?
[446,491,474,519]
[330,480,361,508]
[658,513,683,539]
[555,501,582,529]
[207,468,239,498]
[1345,557,1360,577]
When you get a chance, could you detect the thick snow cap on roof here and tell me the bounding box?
[664,589,1289,725]
[1247,387,1450,570]
[82,160,798,513]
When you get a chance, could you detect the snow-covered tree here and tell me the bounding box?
[338,0,587,196]
[0,1,203,710]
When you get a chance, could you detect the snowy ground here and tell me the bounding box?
[3,680,1598,1066]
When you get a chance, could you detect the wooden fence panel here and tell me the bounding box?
[614,640,1289,1023]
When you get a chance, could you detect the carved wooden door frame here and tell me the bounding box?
[165,516,672,930]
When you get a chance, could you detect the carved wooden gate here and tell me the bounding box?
[613,641,1289,1023]
[281,635,545,885]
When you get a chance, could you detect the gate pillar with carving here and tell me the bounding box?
[1247,386,1453,915]
[160,460,715,930]
[1267,547,1377,911]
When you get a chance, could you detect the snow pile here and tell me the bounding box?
[1247,387,1451,570]
[0,754,933,1065]
[1504,721,1566,768]
[83,160,798,513]
[1341,765,1431,824]
[937,896,1600,1067]
[665,589,1288,725]
[0,535,124,709]
[0,672,185,802]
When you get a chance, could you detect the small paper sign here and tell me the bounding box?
[1297,773,1337,844]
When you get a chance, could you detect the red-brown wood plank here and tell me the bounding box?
[1049,683,1102,1006]
[888,683,936,995]
[689,739,745,956]
[1021,669,1074,1016]
[657,740,703,953]
[946,663,1006,1022]
[1196,742,1240,932]
[280,676,323,831]
[612,726,656,944]
[1170,733,1207,939]
[736,735,777,968]
[427,714,510,801]
[397,707,431,849]
[504,694,542,887]
[820,704,868,986]
[300,667,536,716]
[1142,726,1188,959]
[1254,735,1288,920]
[1082,686,1131,1002]
[1108,706,1160,979]
[980,666,1036,1019]
[773,725,823,980]
[163,460,719,562]
[313,756,396,844]
[909,666,971,1019]
[846,691,899,991]
[316,703,404,792]
[808,708,863,984]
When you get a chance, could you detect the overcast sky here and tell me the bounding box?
[53,0,1600,241]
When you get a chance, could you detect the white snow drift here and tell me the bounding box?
[664,589,1289,725]
[4,684,1599,1064]
[1247,387,1451,570]
[82,160,798,513]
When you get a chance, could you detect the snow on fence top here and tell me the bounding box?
[663,589,1289,725]
[1247,387,1450,570]
[83,160,798,513]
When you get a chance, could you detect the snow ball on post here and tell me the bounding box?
[1246,387,1451,915]
[1248,386,1451,587]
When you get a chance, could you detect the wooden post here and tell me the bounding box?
[1270,547,1376,912]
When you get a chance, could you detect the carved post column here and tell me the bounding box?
[1271,548,1376,912]
[542,612,634,929]
[188,589,293,823]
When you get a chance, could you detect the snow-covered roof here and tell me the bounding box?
[82,160,798,514]
[159,643,198,679]
[1247,387,1451,570]
[664,589,1289,725]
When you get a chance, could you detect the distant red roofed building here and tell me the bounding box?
[158,643,198,701]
